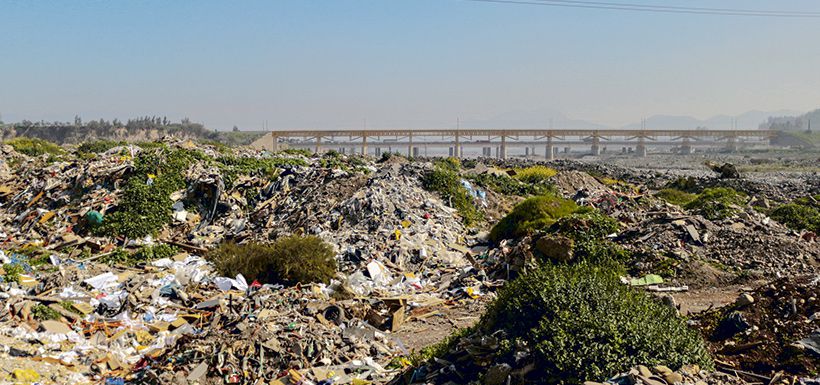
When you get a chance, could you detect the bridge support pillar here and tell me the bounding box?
[636,138,647,157]
[500,136,507,159]
[408,133,413,157]
[314,136,322,154]
[726,136,738,152]
[546,144,555,160]
[361,136,368,156]
[271,134,279,152]
[591,133,601,156]
[680,138,692,155]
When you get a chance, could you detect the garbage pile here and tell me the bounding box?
[693,275,820,377]
[617,207,820,280]
[0,142,493,384]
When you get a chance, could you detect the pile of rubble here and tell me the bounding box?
[1,142,818,385]
[694,275,820,377]
[618,208,820,281]
[0,142,493,384]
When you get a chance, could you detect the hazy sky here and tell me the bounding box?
[2,0,820,130]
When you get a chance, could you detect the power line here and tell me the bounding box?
[531,0,820,16]
[463,0,820,17]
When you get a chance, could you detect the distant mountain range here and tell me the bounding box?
[462,109,804,130]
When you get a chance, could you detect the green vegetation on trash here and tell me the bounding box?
[655,188,698,206]
[95,145,306,238]
[32,304,61,321]
[468,173,555,197]
[422,158,483,225]
[513,165,558,184]
[2,263,24,284]
[684,187,747,220]
[489,195,579,242]
[666,177,699,193]
[6,137,65,157]
[769,195,820,232]
[552,211,629,266]
[481,263,713,384]
[76,140,128,155]
[216,155,306,189]
[98,244,180,266]
[279,148,313,157]
[209,235,337,286]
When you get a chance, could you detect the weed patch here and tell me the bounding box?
[422,162,483,225]
[769,201,820,232]
[656,188,698,206]
[481,263,713,384]
[489,195,578,242]
[209,236,337,286]
[6,137,64,157]
[685,187,747,220]
[2,263,23,283]
[469,173,554,197]
[513,165,558,184]
[32,304,61,321]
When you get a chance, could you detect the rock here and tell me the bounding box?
[40,320,72,334]
[483,363,512,385]
[637,365,653,378]
[735,293,754,308]
[636,374,667,385]
[534,235,574,263]
[663,372,683,384]
[661,295,678,314]
[653,365,673,375]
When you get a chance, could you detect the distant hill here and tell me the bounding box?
[621,110,801,131]
[0,117,266,146]
[461,109,608,130]
[761,108,820,131]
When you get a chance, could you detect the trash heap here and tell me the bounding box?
[617,206,820,280]
[0,143,491,385]
[693,275,820,378]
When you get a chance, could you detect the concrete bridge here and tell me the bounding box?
[250,129,776,159]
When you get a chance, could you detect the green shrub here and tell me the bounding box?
[2,263,23,283]
[655,188,697,206]
[96,178,174,238]
[77,140,128,155]
[435,157,461,171]
[481,263,713,384]
[97,244,179,266]
[552,211,629,265]
[469,173,555,197]
[134,243,179,261]
[279,148,312,157]
[98,248,132,265]
[667,177,699,193]
[209,235,337,286]
[769,203,820,232]
[97,148,207,238]
[489,195,578,242]
[514,165,558,184]
[684,187,747,220]
[32,304,61,321]
[422,165,483,225]
[6,137,64,157]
